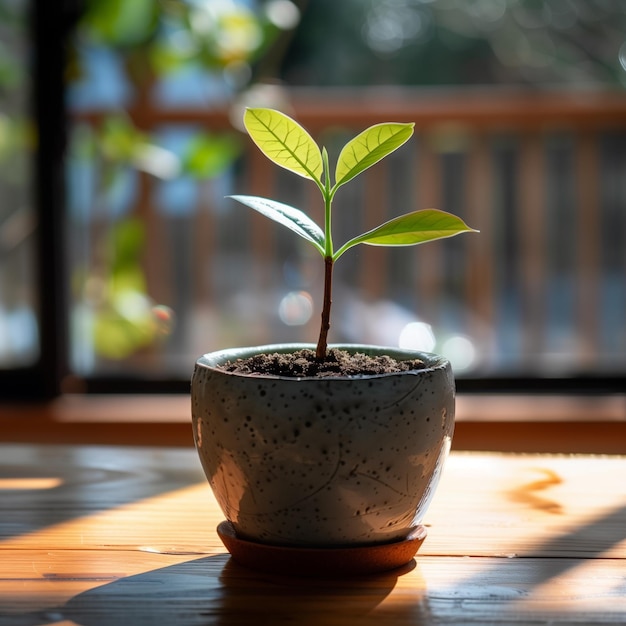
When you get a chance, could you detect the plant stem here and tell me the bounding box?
[316,148,334,361]
[315,255,333,360]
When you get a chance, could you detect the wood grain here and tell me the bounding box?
[1,445,625,625]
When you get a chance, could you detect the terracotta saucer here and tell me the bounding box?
[216,521,427,577]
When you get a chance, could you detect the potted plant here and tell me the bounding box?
[191,108,476,575]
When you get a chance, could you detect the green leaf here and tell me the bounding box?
[229,195,325,255]
[183,133,241,178]
[334,122,414,189]
[243,108,323,184]
[110,218,145,272]
[335,209,478,259]
[83,0,159,46]
[100,116,146,162]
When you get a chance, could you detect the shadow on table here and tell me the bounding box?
[3,555,432,626]
[430,503,626,622]
[0,446,205,540]
[3,504,625,626]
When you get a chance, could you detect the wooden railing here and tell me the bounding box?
[71,88,626,376]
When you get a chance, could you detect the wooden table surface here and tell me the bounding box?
[1,444,625,625]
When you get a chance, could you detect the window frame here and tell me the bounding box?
[0,1,69,399]
[2,4,625,400]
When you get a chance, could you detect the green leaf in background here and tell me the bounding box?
[229,195,325,255]
[183,133,241,178]
[100,116,147,163]
[243,108,323,183]
[335,209,478,259]
[150,39,194,75]
[109,218,145,273]
[335,122,414,189]
[83,0,159,46]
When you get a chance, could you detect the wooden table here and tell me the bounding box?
[1,444,625,625]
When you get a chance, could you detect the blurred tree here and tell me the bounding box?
[279,0,626,88]
[67,0,301,361]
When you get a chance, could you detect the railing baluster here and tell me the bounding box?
[415,131,443,325]
[193,179,215,320]
[518,133,547,366]
[575,132,601,365]
[361,164,387,301]
[70,90,626,369]
[466,133,495,354]
[246,148,276,343]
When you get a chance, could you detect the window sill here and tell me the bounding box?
[0,393,624,454]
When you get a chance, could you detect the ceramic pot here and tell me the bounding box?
[191,344,455,548]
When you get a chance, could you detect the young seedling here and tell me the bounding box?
[230,108,477,361]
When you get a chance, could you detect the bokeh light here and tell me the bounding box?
[398,321,436,352]
[441,335,476,373]
[278,291,313,326]
[619,41,626,73]
[152,304,176,337]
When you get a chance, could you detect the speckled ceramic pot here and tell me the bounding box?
[191,344,455,548]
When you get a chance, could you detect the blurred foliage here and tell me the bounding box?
[0,0,33,272]
[81,0,159,47]
[0,0,31,186]
[0,114,32,185]
[70,0,297,179]
[91,218,159,360]
[74,0,296,85]
[183,132,241,178]
[99,116,149,163]
[69,0,300,361]
[0,1,25,91]
[280,0,626,88]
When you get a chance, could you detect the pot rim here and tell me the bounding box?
[195,343,450,381]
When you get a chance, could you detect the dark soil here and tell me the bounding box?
[219,348,426,378]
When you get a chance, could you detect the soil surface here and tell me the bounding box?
[219,348,426,378]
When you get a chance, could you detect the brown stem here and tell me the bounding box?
[315,255,333,360]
